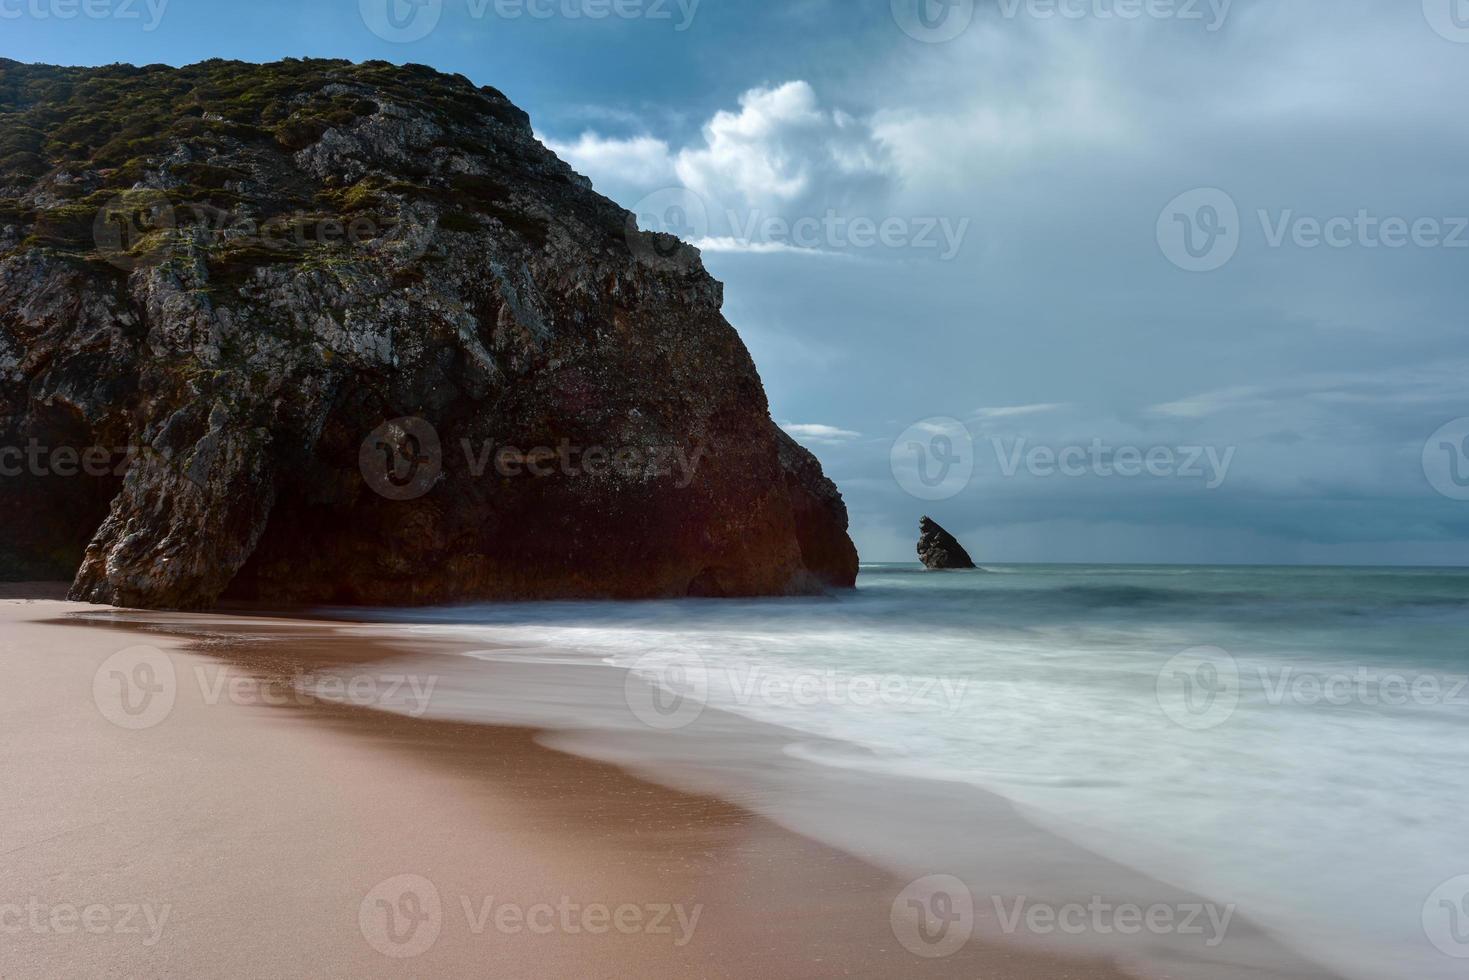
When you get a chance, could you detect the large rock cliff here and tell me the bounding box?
[0,58,858,608]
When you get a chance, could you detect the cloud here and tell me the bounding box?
[694,236,861,258]
[532,3,1469,564]
[1147,368,1468,421]
[974,403,1072,420]
[673,81,894,212]
[537,131,676,188]
[866,27,1144,191]
[780,422,862,445]
[541,80,896,230]
[1147,386,1266,420]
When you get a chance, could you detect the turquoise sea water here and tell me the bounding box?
[367,564,1469,980]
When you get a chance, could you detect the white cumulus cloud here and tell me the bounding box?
[541,81,896,228]
[674,81,893,212]
[537,131,676,188]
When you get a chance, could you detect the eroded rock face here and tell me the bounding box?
[0,58,858,608]
[917,517,976,570]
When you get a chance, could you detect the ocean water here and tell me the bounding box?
[351,564,1469,980]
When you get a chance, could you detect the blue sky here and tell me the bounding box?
[7,0,1469,564]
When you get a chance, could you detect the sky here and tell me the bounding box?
[6,0,1469,564]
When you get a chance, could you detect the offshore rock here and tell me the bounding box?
[917,516,977,570]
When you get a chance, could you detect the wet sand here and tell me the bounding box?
[0,595,1341,978]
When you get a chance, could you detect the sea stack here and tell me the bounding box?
[917,517,977,570]
[0,59,858,608]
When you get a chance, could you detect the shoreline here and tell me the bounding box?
[3,592,1341,978]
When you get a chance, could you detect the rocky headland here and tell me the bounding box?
[0,58,858,608]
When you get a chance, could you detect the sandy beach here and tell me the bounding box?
[0,593,1341,979]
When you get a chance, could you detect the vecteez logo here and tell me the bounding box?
[92,645,177,730]
[1423,0,1469,43]
[360,0,443,42]
[890,417,976,502]
[625,186,710,271]
[359,875,443,958]
[0,0,169,31]
[359,417,443,501]
[891,0,976,43]
[1423,418,1469,502]
[623,651,710,730]
[1425,875,1469,958]
[625,186,970,263]
[996,0,1232,30]
[890,875,975,958]
[93,190,176,272]
[1159,188,1469,272]
[92,193,431,272]
[1157,188,1240,273]
[1155,646,1240,730]
[360,0,699,41]
[357,875,703,953]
